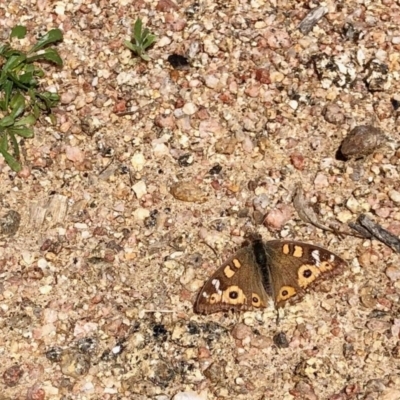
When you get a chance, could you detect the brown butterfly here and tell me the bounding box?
[194,238,347,314]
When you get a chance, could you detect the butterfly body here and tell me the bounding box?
[194,239,347,315]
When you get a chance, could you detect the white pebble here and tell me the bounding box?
[131,152,146,171]
[204,75,220,89]
[346,196,360,213]
[389,189,400,204]
[182,102,198,115]
[337,210,353,223]
[132,181,147,199]
[173,391,207,400]
[133,207,150,221]
[39,285,53,295]
[204,38,219,55]
[157,36,172,47]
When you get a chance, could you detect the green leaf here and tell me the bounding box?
[26,48,63,66]
[0,44,10,55]
[140,53,150,61]
[49,113,57,125]
[0,132,8,151]
[18,71,34,85]
[9,93,25,119]
[2,80,13,110]
[134,19,143,42]
[10,25,27,39]
[2,48,23,58]
[8,126,34,138]
[33,68,45,78]
[0,115,15,128]
[37,91,60,109]
[8,131,20,158]
[142,35,156,49]
[29,28,63,53]
[14,114,36,126]
[3,54,26,72]
[0,148,21,171]
[123,40,136,52]
[33,103,40,119]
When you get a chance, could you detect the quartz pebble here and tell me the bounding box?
[132,181,147,199]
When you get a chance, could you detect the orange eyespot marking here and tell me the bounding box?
[251,293,263,307]
[209,293,221,304]
[282,244,290,255]
[293,245,303,258]
[319,261,334,272]
[232,259,242,269]
[222,285,246,305]
[298,264,320,288]
[276,286,296,303]
[224,265,235,278]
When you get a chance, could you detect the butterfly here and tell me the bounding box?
[194,238,347,314]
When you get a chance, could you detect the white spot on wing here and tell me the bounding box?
[212,279,222,295]
[202,292,209,298]
[311,250,321,267]
[329,254,335,262]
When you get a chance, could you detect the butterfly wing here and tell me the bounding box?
[194,246,270,314]
[264,240,347,308]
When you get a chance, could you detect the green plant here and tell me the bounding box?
[0,26,63,171]
[124,18,156,61]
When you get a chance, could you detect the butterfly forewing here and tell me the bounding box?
[194,246,269,314]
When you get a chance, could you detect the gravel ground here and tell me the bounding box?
[1,0,400,399]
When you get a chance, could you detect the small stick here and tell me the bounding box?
[349,214,400,253]
[293,182,362,238]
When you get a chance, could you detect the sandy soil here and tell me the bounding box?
[0,0,400,399]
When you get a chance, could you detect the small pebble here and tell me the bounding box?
[156,0,178,12]
[132,181,147,199]
[0,210,21,236]
[65,146,85,163]
[323,103,345,125]
[290,152,305,170]
[388,189,400,204]
[386,266,400,281]
[263,206,291,231]
[273,332,289,348]
[346,196,360,213]
[170,181,208,203]
[231,323,252,340]
[340,125,383,159]
[337,210,352,223]
[173,391,207,400]
[3,365,24,387]
[215,138,237,154]
[314,173,329,189]
[133,207,150,221]
[182,102,198,115]
[60,350,90,379]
